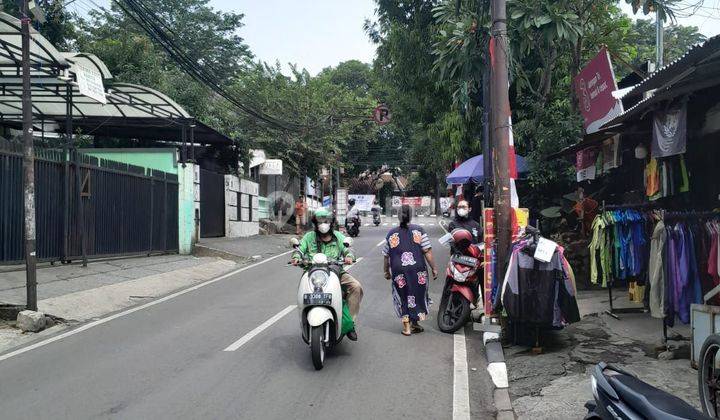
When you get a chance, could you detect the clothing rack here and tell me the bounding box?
[600,201,648,320]
[600,203,718,343]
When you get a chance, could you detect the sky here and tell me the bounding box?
[619,1,720,38]
[69,0,719,75]
[215,0,378,75]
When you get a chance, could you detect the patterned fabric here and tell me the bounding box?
[383,224,431,321]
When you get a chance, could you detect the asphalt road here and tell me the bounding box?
[0,217,495,420]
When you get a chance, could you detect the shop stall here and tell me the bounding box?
[551,35,720,345]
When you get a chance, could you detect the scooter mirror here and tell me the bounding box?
[343,237,353,247]
[289,237,300,247]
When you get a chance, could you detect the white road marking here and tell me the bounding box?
[429,223,435,226]
[453,329,471,420]
[223,305,297,351]
[439,221,449,234]
[0,250,295,363]
[382,223,388,226]
[392,223,397,226]
[420,223,426,226]
[376,240,385,247]
[364,223,370,227]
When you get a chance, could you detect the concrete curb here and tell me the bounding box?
[192,244,253,263]
[473,323,516,419]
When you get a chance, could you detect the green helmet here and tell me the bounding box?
[314,208,331,219]
[312,208,334,230]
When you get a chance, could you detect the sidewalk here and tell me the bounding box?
[194,234,295,260]
[504,290,697,419]
[0,234,293,355]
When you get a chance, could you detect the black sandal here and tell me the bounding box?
[411,323,424,334]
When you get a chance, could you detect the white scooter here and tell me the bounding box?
[290,237,352,370]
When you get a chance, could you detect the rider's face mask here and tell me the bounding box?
[317,222,331,233]
[457,207,469,217]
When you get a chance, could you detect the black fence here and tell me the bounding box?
[0,140,179,264]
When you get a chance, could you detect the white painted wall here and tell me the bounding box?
[224,175,260,237]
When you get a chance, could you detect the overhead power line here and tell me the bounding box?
[112,0,302,131]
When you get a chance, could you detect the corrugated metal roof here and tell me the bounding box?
[622,34,720,99]
[600,34,720,129]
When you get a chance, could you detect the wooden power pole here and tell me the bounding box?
[20,0,38,311]
[490,0,512,269]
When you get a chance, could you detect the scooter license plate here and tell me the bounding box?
[303,293,332,305]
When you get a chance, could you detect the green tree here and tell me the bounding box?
[625,19,706,66]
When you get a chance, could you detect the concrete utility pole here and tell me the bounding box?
[490,0,512,268]
[20,0,37,311]
[656,8,664,68]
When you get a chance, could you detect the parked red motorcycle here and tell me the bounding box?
[437,229,484,333]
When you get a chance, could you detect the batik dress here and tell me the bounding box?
[382,224,432,321]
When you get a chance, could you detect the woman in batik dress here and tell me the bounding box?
[383,205,438,335]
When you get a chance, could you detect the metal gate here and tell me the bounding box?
[0,140,179,264]
[200,168,225,238]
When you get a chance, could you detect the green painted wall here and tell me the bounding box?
[80,148,178,174]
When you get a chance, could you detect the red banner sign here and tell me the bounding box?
[574,47,623,134]
[401,197,422,207]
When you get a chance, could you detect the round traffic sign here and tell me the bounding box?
[372,104,391,125]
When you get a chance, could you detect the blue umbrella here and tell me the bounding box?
[445,154,528,184]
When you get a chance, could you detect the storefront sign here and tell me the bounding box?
[574,47,623,134]
[249,149,266,168]
[76,64,106,104]
[391,197,424,207]
[259,159,283,175]
[402,197,422,207]
[652,105,687,158]
[576,148,598,182]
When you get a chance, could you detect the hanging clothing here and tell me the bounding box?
[590,210,718,325]
[648,219,667,318]
[500,239,580,327]
[645,158,660,198]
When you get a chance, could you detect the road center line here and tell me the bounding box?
[376,240,385,247]
[0,250,294,363]
[453,329,471,420]
[223,305,296,352]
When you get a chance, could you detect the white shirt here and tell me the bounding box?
[347,206,360,219]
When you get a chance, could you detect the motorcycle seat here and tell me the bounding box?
[608,374,710,420]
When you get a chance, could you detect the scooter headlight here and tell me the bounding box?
[309,270,329,289]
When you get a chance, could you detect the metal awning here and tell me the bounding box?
[0,12,68,76]
[0,12,232,145]
[0,81,190,121]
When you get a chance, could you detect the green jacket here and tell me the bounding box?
[292,230,355,262]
